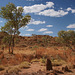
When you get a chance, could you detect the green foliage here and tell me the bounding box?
[0,3,31,54]
[56,30,75,51]
[57,30,75,44]
[2,36,11,44]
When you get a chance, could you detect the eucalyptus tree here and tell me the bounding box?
[56,30,75,51]
[0,3,31,54]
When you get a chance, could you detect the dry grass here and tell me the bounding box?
[7,66,21,73]
[19,61,31,69]
[31,58,39,63]
[0,65,5,71]
[52,59,66,66]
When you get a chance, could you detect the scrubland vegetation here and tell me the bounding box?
[0,3,75,75]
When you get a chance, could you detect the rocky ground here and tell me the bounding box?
[3,62,75,75]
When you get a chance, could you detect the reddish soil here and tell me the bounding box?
[19,62,75,75]
[19,62,45,74]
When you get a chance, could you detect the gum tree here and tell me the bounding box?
[56,30,75,51]
[0,3,31,54]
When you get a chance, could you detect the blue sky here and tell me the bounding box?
[0,0,75,36]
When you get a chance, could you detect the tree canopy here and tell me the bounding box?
[56,30,75,51]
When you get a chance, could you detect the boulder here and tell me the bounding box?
[62,66,69,72]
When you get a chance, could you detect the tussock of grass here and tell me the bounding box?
[19,61,31,69]
[39,58,46,63]
[52,59,66,66]
[0,65,5,71]
[31,58,39,63]
[7,66,20,73]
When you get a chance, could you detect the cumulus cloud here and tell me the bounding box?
[26,29,34,31]
[23,2,54,14]
[29,18,45,25]
[38,28,47,32]
[38,9,68,17]
[17,1,75,17]
[43,31,53,34]
[67,7,75,13]
[67,23,75,28]
[46,25,53,27]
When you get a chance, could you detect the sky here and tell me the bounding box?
[0,0,75,37]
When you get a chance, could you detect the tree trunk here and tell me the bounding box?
[11,45,13,54]
[9,43,10,53]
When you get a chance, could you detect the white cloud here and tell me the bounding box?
[26,29,34,31]
[20,33,31,36]
[24,34,31,36]
[67,23,75,28]
[23,2,54,14]
[43,31,53,34]
[46,25,53,27]
[29,18,45,25]
[38,28,47,32]
[38,9,68,17]
[0,21,3,23]
[67,7,75,13]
